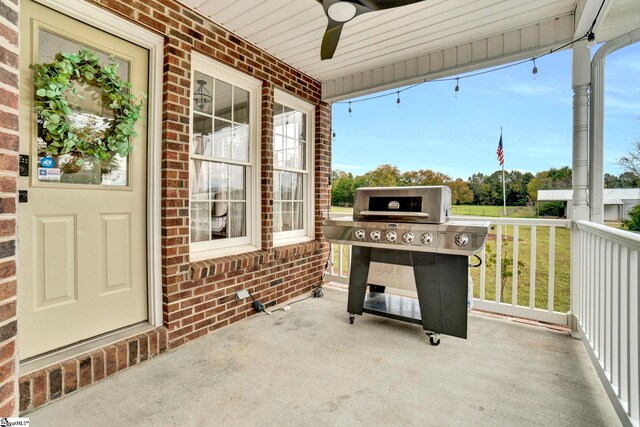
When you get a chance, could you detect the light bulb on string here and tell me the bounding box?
[454,77,459,97]
[332,129,336,140]
[532,58,538,80]
[396,91,401,108]
[348,101,352,117]
[587,32,596,49]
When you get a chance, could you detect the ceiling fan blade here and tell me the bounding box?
[321,20,345,60]
[353,0,425,11]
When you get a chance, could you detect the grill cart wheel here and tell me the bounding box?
[349,314,355,324]
[427,333,440,346]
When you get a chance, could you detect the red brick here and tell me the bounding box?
[0,397,14,417]
[105,346,117,377]
[91,350,105,382]
[62,359,78,394]
[0,380,13,407]
[0,300,15,323]
[116,342,128,371]
[0,281,15,302]
[30,370,46,408]
[18,376,30,412]
[0,340,14,364]
[78,356,92,388]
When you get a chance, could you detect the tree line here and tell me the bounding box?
[331,164,640,207]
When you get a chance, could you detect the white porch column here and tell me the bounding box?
[569,39,590,333]
[572,40,590,223]
[590,28,640,224]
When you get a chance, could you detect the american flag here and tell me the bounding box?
[497,134,504,166]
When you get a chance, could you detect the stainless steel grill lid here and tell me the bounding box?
[353,186,451,224]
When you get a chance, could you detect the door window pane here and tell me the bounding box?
[37,30,132,186]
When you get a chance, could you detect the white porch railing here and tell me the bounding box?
[327,216,571,325]
[573,220,640,426]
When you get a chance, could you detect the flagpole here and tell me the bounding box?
[501,127,506,218]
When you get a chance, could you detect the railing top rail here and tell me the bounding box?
[450,216,571,228]
[574,219,640,250]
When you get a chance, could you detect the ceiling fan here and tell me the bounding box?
[317,0,426,60]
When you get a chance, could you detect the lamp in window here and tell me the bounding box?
[194,79,212,112]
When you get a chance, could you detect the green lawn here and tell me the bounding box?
[329,204,571,314]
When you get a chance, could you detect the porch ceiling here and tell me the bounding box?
[181,0,636,101]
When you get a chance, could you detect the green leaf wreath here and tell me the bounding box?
[30,49,144,168]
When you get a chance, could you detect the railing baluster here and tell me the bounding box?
[605,240,612,380]
[629,250,639,419]
[530,225,536,309]
[480,245,486,301]
[548,226,555,312]
[620,245,629,407]
[338,244,344,278]
[512,225,519,306]
[612,242,620,396]
[495,225,502,304]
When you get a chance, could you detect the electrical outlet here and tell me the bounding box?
[235,290,250,301]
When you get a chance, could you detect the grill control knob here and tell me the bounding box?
[402,232,414,244]
[385,231,397,242]
[370,230,381,241]
[354,229,365,240]
[455,233,469,246]
[420,233,434,245]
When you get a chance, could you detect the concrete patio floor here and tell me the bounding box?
[28,286,619,426]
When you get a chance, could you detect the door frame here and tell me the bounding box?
[30,0,164,328]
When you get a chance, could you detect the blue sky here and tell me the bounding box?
[331,42,640,180]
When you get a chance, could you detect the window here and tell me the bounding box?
[190,55,261,259]
[273,90,314,245]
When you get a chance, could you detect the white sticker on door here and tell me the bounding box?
[38,167,61,181]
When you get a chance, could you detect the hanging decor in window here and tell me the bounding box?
[193,79,213,112]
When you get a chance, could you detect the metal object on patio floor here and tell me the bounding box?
[322,186,490,345]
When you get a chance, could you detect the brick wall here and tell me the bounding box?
[19,327,168,413]
[79,0,331,349]
[0,0,19,418]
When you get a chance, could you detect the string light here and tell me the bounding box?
[333,0,606,114]
[332,129,336,139]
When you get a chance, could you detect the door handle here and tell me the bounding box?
[18,190,27,203]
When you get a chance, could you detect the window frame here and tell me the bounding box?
[189,53,262,260]
[272,89,315,246]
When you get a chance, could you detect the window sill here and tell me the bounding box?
[190,246,267,280]
[272,239,323,260]
[273,235,314,248]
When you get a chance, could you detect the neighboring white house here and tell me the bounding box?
[538,188,640,221]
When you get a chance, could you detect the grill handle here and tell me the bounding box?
[359,211,430,218]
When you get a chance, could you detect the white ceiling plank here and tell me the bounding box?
[178,0,635,99]
[291,2,574,78]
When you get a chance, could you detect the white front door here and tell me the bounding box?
[18,0,149,359]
